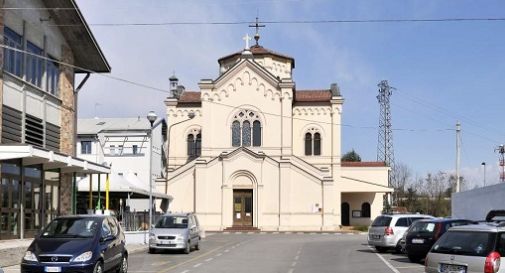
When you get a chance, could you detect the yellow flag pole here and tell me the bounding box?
[105,174,110,211]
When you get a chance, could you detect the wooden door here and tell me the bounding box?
[233,190,253,226]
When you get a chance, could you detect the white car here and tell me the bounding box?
[368,213,433,253]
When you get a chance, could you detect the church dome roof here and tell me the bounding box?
[218,45,295,68]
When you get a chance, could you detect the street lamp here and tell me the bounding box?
[166,112,196,173]
[482,162,486,187]
[147,111,157,238]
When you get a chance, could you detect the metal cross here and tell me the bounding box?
[242,33,252,49]
[249,17,265,45]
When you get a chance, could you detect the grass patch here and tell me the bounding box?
[352,225,369,232]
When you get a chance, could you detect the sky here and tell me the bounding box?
[74,0,505,189]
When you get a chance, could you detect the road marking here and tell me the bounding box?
[223,231,230,234]
[297,232,304,235]
[216,253,223,257]
[224,249,230,252]
[371,247,401,273]
[395,265,424,269]
[180,271,190,273]
[248,231,254,234]
[288,269,294,273]
[294,255,299,260]
[155,239,254,273]
[347,233,354,236]
[205,258,213,262]
[193,263,202,268]
[291,261,297,267]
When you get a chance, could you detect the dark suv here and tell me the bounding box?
[21,215,128,273]
[405,218,474,262]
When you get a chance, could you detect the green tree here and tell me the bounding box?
[341,149,361,162]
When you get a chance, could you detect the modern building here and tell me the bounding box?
[164,34,393,231]
[76,117,171,216]
[0,0,111,240]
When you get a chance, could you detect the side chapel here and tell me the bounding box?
[162,29,392,231]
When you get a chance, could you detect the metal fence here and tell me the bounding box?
[120,210,163,231]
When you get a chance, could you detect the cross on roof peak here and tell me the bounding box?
[248,17,265,46]
[242,33,252,49]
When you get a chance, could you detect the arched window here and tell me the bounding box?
[242,121,251,146]
[361,202,371,218]
[304,133,312,155]
[187,134,195,157]
[232,121,241,147]
[253,121,261,147]
[304,129,322,156]
[231,109,262,147]
[313,133,321,155]
[195,134,202,156]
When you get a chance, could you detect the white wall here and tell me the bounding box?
[452,183,505,221]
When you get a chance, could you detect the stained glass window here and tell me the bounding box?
[314,133,321,155]
[253,121,261,147]
[242,121,251,146]
[304,133,312,155]
[232,121,241,147]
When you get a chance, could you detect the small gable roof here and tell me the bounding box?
[218,45,295,68]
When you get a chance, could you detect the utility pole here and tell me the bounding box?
[455,122,461,192]
[481,162,486,187]
[377,80,396,210]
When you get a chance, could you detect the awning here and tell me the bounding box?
[77,171,172,200]
[0,144,109,174]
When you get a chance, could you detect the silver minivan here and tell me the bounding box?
[368,213,433,253]
[425,224,505,273]
[149,213,201,254]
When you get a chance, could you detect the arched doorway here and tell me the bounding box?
[230,171,257,227]
[341,202,350,226]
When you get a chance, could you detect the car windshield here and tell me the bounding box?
[372,216,392,227]
[431,231,495,257]
[41,218,99,238]
[410,221,437,234]
[155,216,188,229]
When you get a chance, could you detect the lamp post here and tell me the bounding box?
[147,111,157,238]
[166,112,196,172]
[482,162,486,187]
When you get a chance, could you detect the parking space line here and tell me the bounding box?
[193,263,202,268]
[205,258,213,262]
[372,249,401,273]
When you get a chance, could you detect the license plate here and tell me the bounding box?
[440,264,466,273]
[372,235,380,239]
[161,240,174,245]
[412,238,424,244]
[44,266,61,272]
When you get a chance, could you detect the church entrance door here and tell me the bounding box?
[233,190,253,226]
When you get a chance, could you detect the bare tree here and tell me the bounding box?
[391,163,412,206]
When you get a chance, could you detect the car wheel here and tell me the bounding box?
[408,254,421,263]
[148,248,156,254]
[375,246,388,253]
[184,241,191,254]
[394,242,403,254]
[117,255,128,273]
[195,240,200,251]
[93,261,104,273]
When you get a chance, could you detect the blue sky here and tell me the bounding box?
[75,0,505,188]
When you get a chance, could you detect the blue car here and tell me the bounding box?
[21,215,128,273]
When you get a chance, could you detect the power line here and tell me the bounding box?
[0,42,487,136]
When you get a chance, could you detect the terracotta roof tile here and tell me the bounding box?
[294,90,332,102]
[178,91,201,103]
[341,161,387,167]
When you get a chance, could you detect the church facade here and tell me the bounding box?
[162,38,393,231]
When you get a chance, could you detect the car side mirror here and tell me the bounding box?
[191,225,197,229]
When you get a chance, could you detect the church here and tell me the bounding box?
[162,31,393,231]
